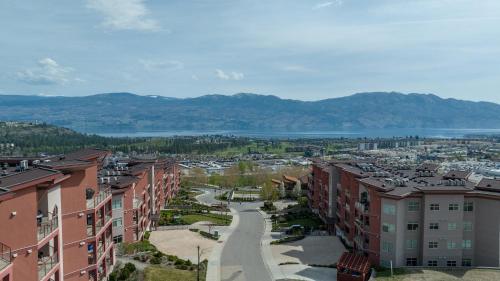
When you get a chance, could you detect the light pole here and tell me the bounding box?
[197,245,200,281]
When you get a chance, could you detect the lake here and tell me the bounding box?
[97,128,500,139]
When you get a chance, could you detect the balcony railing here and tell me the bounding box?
[37,216,58,242]
[133,197,142,209]
[38,252,58,280]
[87,188,111,209]
[95,218,104,234]
[0,242,12,271]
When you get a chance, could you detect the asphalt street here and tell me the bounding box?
[197,188,273,281]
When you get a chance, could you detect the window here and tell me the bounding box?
[112,197,122,209]
[447,260,457,267]
[113,235,123,243]
[383,204,396,215]
[406,239,417,250]
[112,218,122,227]
[448,203,459,211]
[406,258,417,266]
[428,260,438,267]
[382,223,395,233]
[429,223,439,230]
[462,258,472,267]
[447,241,457,249]
[430,203,440,211]
[464,201,474,212]
[462,240,472,249]
[382,241,393,253]
[463,221,472,231]
[408,201,420,212]
[428,241,438,249]
[407,223,419,231]
[448,223,457,231]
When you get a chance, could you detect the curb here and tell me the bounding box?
[258,209,287,280]
[206,207,239,281]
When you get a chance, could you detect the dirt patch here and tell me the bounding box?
[149,230,217,263]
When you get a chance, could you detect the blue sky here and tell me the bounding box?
[1,0,500,103]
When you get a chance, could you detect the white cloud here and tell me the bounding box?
[312,0,342,10]
[17,58,78,85]
[215,69,244,80]
[87,0,159,31]
[139,59,183,71]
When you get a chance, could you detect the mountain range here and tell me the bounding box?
[0,92,499,133]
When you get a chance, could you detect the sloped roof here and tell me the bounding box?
[337,252,371,274]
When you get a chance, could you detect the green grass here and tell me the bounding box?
[122,240,157,254]
[181,213,232,225]
[144,266,205,281]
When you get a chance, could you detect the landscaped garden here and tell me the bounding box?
[159,209,232,226]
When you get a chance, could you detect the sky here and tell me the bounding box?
[1,0,500,103]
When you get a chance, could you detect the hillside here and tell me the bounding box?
[0,92,499,133]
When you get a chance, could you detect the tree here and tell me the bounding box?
[293,180,302,199]
[279,182,286,199]
[260,180,278,201]
[191,167,207,186]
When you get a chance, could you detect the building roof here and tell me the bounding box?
[443,170,471,180]
[64,148,111,161]
[0,168,62,195]
[337,252,371,274]
[416,163,439,172]
[38,159,94,170]
[475,178,500,193]
[283,175,299,183]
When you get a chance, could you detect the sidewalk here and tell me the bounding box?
[206,207,239,281]
[258,209,287,280]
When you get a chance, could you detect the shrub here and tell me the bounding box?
[199,230,218,240]
[153,251,163,258]
[144,231,151,240]
[189,228,199,232]
[175,264,189,270]
[185,260,192,266]
[150,256,162,264]
[174,259,185,266]
[167,255,178,262]
[270,235,305,245]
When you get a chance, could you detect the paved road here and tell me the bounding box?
[196,188,272,281]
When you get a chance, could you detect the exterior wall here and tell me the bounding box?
[473,197,500,266]
[421,194,465,267]
[0,186,39,281]
[60,168,94,281]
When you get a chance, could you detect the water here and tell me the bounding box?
[97,128,500,139]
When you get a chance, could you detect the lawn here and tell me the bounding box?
[160,210,232,226]
[181,213,232,225]
[376,268,500,281]
[144,266,205,281]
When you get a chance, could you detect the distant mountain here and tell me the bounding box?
[0,92,499,133]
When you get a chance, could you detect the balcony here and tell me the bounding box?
[355,201,369,214]
[133,197,143,209]
[87,188,111,209]
[38,251,58,280]
[0,242,12,272]
[37,216,58,242]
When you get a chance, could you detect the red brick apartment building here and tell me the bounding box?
[309,160,500,268]
[0,149,181,281]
